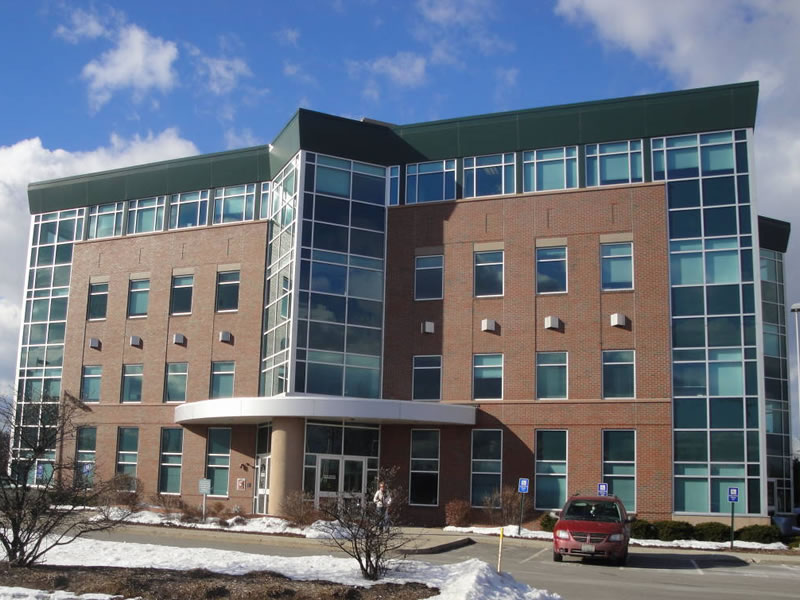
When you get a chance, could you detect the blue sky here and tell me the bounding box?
[1,1,799,439]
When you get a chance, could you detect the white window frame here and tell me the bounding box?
[522,146,578,192]
[470,429,503,508]
[127,279,149,318]
[602,350,636,399]
[75,426,96,487]
[585,139,644,187]
[168,190,209,230]
[213,184,256,224]
[116,427,139,490]
[81,365,102,403]
[127,196,166,235]
[210,361,236,399]
[536,246,567,294]
[120,364,143,403]
[206,427,231,497]
[158,428,184,495]
[164,362,188,403]
[87,202,125,239]
[474,250,504,297]
[406,159,456,204]
[170,275,194,315]
[463,153,516,198]
[409,429,440,507]
[412,355,442,401]
[87,282,108,320]
[601,242,634,291]
[536,351,568,400]
[472,353,503,401]
[414,255,444,301]
[602,429,636,512]
[534,429,568,510]
[216,270,241,312]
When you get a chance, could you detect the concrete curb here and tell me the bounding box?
[403,537,475,555]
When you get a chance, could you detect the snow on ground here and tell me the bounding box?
[0,537,561,600]
[443,524,790,550]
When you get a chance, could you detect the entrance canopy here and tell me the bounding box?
[174,394,476,425]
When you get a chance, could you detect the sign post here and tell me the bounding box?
[728,487,738,549]
[597,482,609,497]
[517,478,530,534]
[198,478,212,521]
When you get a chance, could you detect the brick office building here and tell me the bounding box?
[15,81,793,525]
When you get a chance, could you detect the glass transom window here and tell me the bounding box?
[523,147,578,192]
[406,160,456,204]
[464,153,515,198]
[586,140,643,186]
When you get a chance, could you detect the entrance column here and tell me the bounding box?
[267,417,305,516]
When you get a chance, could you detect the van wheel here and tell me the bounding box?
[553,551,563,562]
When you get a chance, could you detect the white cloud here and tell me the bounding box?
[54,7,117,43]
[0,130,198,393]
[553,0,800,433]
[283,62,317,86]
[200,56,252,95]
[224,128,264,150]
[361,52,428,88]
[276,27,300,46]
[82,24,179,111]
[494,66,519,106]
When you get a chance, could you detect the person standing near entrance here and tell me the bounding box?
[373,480,391,529]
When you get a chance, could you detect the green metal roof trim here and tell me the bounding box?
[28,82,758,214]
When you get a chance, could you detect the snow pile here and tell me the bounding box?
[0,589,125,599]
[444,523,790,551]
[0,537,560,600]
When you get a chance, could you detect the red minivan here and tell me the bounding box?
[552,495,632,565]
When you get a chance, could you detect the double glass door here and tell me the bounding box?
[315,455,367,508]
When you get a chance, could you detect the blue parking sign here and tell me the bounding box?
[518,478,529,494]
[728,487,739,503]
[597,482,609,496]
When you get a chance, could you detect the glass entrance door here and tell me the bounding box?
[315,456,367,508]
[767,478,777,513]
[253,455,270,514]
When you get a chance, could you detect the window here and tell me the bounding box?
[116,427,139,490]
[536,247,567,293]
[601,243,633,290]
[535,430,567,509]
[603,431,636,511]
[121,364,143,403]
[473,354,502,400]
[471,430,502,507]
[388,166,400,206]
[413,355,441,401]
[603,351,635,398]
[87,202,125,239]
[127,279,149,318]
[127,196,165,234]
[159,428,183,494]
[474,251,503,296]
[523,147,578,192]
[81,366,101,403]
[216,270,240,311]
[586,140,643,186]
[410,430,439,505]
[87,283,108,320]
[406,160,456,204]
[207,427,231,496]
[169,191,209,229]
[211,361,235,398]
[464,153,515,198]
[213,184,256,224]
[170,275,194,314]
[536,352,567,399]
[259,181,271,219]
[415,255,443,300]
[75,427,96,487]
[164,363,188,403]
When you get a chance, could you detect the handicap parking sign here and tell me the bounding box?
[597,482,609,496]
[518,478,529,494]
[728,486,739,503]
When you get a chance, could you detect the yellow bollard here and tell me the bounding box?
[497,528,504,573]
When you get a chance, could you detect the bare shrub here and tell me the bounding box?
[207,501,231,519]
[444,499,471,527]
[179,503,204,523]
[317,467,410,580]
[482,485,531,527]
[150,493,186,514]
[280,490,319,526]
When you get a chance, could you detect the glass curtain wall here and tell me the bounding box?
[295,153,387,398]
[260,154,300,396]
[760,249,793,512]
[14,209,84,484]
[656,130,761,515]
